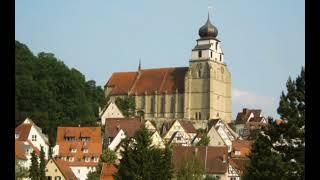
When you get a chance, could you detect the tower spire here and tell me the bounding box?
[138,58,141,71]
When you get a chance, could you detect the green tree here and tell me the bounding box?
[196,136,210,146]
[29,151,39,180]
[115,96,136,117]
[39,147,46,180]
[15,160,29,180]
[87,149,118,180]
[114,128,173,180]
[243,67,305,180]
[176,155,205,180]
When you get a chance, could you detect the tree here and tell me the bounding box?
[196,136,210,146]
[115,96,136,117]
[243,67,305,180]
[15,160,29,180]
[29,151,39,180]
[87,149,118,180]
[176,155,205,180]
[114,128,173,180]
[39,147,46,180]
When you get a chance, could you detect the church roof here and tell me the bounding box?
[106,67,188,96]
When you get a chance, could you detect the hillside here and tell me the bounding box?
[15,40,105,145]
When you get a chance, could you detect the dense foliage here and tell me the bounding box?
[244,67,305,180]
[39,147,46,180]
[176,155,205,180]
[29,151,39,180]
[114,128,173,180]
[196,136,210,146]
[115,96,136,117]
[15,41,105,144]
[15,160,29,180]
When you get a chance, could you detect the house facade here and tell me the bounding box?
[104,14,232,123]
[54,127,102,180]
[45,158,77,180]
[99,102,124,126]
[163,120,197,146]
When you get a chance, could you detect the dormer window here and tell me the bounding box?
[15,133,20,139]
[71,148,77,153]
[235,150,241,156]
[83,148,88,153]
[85,157,91,162]
[64,137,76,141]
[32,135,37,141]
[93,157,99,162]
[198,51,202,58]
[67,157,74,162]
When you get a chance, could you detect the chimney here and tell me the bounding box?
[194,147,198,156]
[78,124,81,127]
[116,124,120,131]
[222,154,226,163]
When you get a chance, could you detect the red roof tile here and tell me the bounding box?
[231,140,253,158]
[56,127,102,166]
[52,159,78,180]
[105,67,188,96]
[15,141,27,160]
[15,124,32,141]
[172,146,228,174]
[105,118,144,138]
[179,121,196,133]
[235,108,262,124]
[106,72,138,95]
[100,163,118,180]
[229,158,250,176]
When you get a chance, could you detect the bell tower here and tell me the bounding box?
[184,13,232,123]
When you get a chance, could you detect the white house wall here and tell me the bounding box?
[108,129,126,151]
[101,102,124,125]
[70,166,95,180]
[27,126,49,159]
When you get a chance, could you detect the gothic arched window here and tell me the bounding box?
[160,96,165,115]
[150,96,154,113]
[170,96,175,113]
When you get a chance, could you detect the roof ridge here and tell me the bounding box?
[159,69,169,93]
[129,71,141,95]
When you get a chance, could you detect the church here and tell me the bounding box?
[104,14,232,123]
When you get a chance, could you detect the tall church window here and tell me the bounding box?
[211,51,213,58]
[195,112,198,120]
[160,96,165,115]
[199,112,201,120]
[198,51,202,58]
[220,54,222,62]
[170,97,175,113]
[141,96,145,109]
[216,42,218,50]
[150,97,154,113]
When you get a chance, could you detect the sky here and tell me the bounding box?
[15,0,305,120]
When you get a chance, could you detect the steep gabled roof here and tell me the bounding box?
[52,159,78,180]
[106,72,138,95]
[15,124,32,141]
[105,118,143,138]
[100,163,118,180]
[15,140,40,160]
[179,121,197,133]
[172,146,228,174]
[105,67,188,96]
[235,108,263,124]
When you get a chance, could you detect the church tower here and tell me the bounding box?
[184,13,232,123]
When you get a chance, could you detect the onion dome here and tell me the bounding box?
[198,13,218,38]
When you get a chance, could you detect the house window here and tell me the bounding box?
[68,157,74,162]
[83,148,88,153]
[47,176,52,180]
[15,133,20,139]
[85,157,90,162]
[71,148,77,153]
[32,135,37,141]
[45,168,48,172]
[177,137,181,141]
[235,151,241,156]
[230,177,236,180]
[198,51,202,58]
[94,157,99,162]
[55,169,57,172]
[54,176,61,180]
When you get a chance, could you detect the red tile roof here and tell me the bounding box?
[100,163,118,180]
[15,124,32,141]
[179,121,197,133]
[56,127,102,166]
[231,140,253,158]
[172,146,228,174]
[105,118,144,138]
[106,72,138,95]
[52,159,78,180]
[105,67,188,96]
[229,158,250,176]
[235,108,262,124]
[15,140,40,160]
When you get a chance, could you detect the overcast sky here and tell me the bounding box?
[15,0,304,120]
